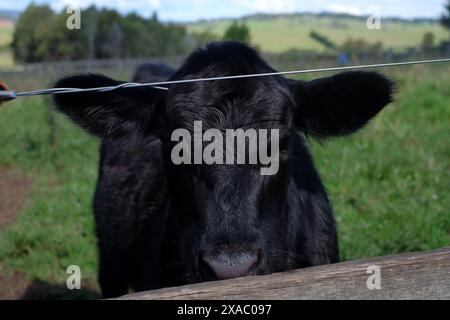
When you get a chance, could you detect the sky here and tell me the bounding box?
[0,0,448,22]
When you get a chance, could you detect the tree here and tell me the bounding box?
[440,1,450,31]
[421,32,435,51]
[95,9,123,58]
[11,4,54,62]
[12,4,190,62]
[189,30,219,48]
[83,6,99,60]
[223,21,251,44]
[35,11,89,61]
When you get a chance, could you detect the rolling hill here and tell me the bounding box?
[0,12,448,67]
[188,13,449,53]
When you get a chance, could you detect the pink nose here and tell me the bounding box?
[202,252,259,280]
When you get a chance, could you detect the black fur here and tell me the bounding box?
[53,41,393,298]
[132,62,175,83]
[291,71,393,137]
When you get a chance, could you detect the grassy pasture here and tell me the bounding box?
[0,20,13,66]
[189,15,449,52]
[0,63,448,297]
[0,21,13,46]
[1,14,449,68]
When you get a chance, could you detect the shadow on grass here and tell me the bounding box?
[20,280,100,300]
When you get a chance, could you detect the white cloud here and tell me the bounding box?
[19,0,445,21]
[52,0,160,14]
[327,3,363,15]
[147,0,161,8]
[232,0,297,13]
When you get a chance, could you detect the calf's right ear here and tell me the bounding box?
[289,71,394,138]
[53,74,165,139]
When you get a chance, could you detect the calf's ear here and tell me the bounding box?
[289,71,394,138]
[53,74,165,139]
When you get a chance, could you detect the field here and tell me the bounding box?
[0,14,449,68]
[0,20,13,66]
[189,15,449,52]
[0,62,449,298]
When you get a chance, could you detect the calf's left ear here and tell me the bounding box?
[53,74,165,139]
[289,71,394,138]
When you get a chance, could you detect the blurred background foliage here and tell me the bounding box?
[12,5,187,62]
[6,3,450,64]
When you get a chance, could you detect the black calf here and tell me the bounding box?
[53,41,393,298]
[132,62,174,83]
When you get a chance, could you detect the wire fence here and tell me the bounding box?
[1,50,449,92]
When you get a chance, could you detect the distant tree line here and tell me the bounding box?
[12,4,190,62]
[441,0,450,30]
[11,4,253,63]
[13,1,449,64]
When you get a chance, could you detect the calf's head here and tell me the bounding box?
[53,42,393,283]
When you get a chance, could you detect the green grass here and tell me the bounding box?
[0,97,100,290]
[308,65,450,260]
[0,21,13,66]
[0,49,13,66]
[1,15,449,67]
[0,64,448,294]
[0,22,13,47]
[188,15,449,52]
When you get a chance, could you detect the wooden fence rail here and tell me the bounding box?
[117,247,450,300]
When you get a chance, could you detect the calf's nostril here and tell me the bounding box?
[202,251,260,280]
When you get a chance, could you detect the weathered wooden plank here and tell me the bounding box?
[117,247,450,300]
